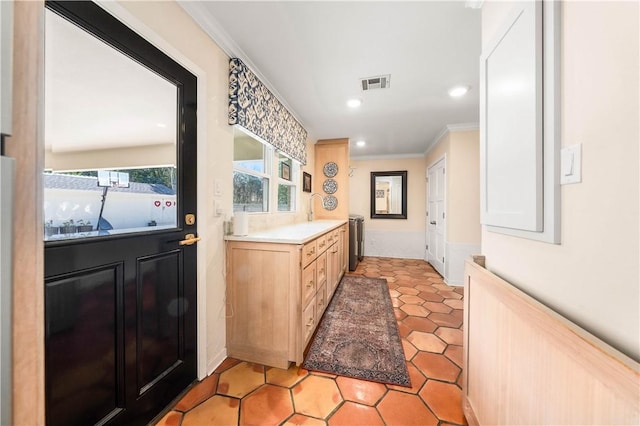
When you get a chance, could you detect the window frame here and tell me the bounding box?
[232,137,272,213]
[276,152,299,213]
[232,125,304,215]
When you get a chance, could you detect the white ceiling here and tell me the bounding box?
[179,1,481,158]
[44,8,177,153]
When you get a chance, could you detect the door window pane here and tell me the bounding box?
[44,9,178,241]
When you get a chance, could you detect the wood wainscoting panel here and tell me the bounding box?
[463,257,639,425]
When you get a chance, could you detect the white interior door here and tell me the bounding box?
[427,157,445,276]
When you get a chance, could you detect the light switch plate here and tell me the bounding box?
[561,144,581,185]
[213,199,223,217]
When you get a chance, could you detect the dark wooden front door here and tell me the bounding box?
[43,2,198,425]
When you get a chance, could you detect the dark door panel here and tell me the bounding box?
[45,265,124,426]
[137,250,183,394]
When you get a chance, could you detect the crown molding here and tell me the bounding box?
[350,153,426,161]
[424,122,479,156]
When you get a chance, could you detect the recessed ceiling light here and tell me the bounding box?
[156,123,167,128]
[356,140,366,147]
[347,98,362,108]
[448,86,470,98]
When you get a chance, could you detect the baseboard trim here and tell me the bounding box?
[206,348,228,378]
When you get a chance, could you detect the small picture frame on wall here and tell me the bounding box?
[281,162,291,181]
[302,172,312,192]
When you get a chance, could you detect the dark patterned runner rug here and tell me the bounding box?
[303,275,411,387]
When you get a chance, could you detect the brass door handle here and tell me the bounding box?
[179,233,201,246]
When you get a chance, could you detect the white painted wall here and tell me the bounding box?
[349,156,426,259]
[481,1,639,360]
[425,129,481,285]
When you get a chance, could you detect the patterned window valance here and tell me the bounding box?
[228,58,307,165]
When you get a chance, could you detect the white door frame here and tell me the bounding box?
[426,154,446,276]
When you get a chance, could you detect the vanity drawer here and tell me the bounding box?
[326,231,336,246]
[302,298,316,344]
[316,252,327,285]
[316,235,328,254]
[302,262,316,306]
[302,240,317,267]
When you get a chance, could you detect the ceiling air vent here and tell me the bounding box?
[361,75,390,91]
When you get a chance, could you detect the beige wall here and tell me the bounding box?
[349,156,426,259]
[424,129,480,285]
[448,131,480,244]
[349,156,426,230]
[425,130,481,245]
[481,1,639,360]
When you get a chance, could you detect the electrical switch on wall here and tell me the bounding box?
[561,144,581,185]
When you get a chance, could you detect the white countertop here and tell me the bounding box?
[224,219,347,244]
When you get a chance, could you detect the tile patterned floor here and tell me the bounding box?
[155,257,466,426]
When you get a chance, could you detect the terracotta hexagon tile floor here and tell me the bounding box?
[328,401,385,426]
[335,376,386,406]
[181,395,239,425]
[173,373,219,412]
[407,330,447,353]
[240,384,293,425]
[282,414,325,426]
[154,257,467,426]
[217,362,266,398]
[266,365,309,388]
[377,391,438,425]
[436,327,464,346]
[419,380,466,425]
[292,375,343,418]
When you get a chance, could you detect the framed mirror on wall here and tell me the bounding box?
[370,170,407,219]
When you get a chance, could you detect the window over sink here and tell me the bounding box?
[233,126,300,214]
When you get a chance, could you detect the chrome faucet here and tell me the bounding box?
[308,193,324,221]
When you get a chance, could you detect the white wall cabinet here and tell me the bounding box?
[480,0,561,243]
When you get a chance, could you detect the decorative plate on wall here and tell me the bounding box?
[323,162,338,178]
[323,195,338,211]
[322,179,338,194]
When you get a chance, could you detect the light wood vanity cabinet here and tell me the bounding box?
[225,221,347,369]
